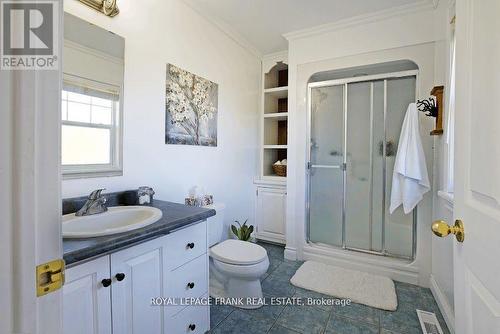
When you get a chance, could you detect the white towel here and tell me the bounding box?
[389,103,430,214]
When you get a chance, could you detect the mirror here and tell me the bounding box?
[62,13,125,178]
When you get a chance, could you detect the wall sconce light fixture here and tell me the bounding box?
[78,0,119,17]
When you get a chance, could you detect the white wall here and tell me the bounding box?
[430,2,456,331]
[62,0,261,229]
[284,2,448,287]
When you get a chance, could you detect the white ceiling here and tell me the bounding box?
[183,0,423,55]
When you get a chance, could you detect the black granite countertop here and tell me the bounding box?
[63,199,215,266]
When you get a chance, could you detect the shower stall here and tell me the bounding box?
[307,70,418,260]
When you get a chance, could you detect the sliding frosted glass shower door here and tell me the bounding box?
[344,81,385,251]
[308,85,344,247]
[308,73,416,259]
[384,77,416,257]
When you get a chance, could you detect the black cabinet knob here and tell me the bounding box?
[188,324,196,331]
[115,273,125,281]
[187,282,195,289]
[101,278,112,287]
[187,242,195,249]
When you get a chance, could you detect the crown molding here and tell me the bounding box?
[284,0,440,41]
[180,0,262,59]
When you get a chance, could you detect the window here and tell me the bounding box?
[61,75,122,178]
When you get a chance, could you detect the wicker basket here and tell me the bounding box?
[272,164,287,177]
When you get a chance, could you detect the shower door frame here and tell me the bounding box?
[306,70,419,261]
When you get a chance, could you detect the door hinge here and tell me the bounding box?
[36,259,65,297]
[341,163,347,171]
[307,162,311,170]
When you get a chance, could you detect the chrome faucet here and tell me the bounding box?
[75,189,108,216]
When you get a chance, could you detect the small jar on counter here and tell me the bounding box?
[138,186,155,205]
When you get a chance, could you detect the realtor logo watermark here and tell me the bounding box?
[1,0,59,70]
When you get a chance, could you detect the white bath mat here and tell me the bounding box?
[290,261,397,311]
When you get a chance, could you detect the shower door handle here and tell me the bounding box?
[309,164,347,170]
[310,164,342,169]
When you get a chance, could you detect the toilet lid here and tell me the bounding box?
[210,239,267,265]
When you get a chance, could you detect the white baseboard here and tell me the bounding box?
[284,247,297,261]
[255,233,285,245]
[429,274,455,334]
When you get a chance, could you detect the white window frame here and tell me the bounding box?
[62,74,123,179]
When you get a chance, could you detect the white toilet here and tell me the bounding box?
[206,203,269,309]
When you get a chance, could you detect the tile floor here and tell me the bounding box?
[209,242,450,334]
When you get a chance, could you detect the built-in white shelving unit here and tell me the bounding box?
[260,53,288,181]
[254,51,288,245]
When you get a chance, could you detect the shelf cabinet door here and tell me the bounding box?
[63,256,112,334]
[256,187,286,242]
[110,237,167,334]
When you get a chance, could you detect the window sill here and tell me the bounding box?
[63,168,123,180]
[437,190,454,211]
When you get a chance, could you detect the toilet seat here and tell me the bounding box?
[210,239,267,265]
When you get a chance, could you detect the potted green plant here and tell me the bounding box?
[231,219,254,242]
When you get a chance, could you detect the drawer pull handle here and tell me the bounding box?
[187,242,195,249]
[188,324,196,331]
[101,278,112,287]
[115,273,126,281]
[187,282,195,289]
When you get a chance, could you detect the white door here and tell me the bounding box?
[63,257,112,334]
[452,0,500,332]
[111,238,166,334]
[0,1,63,333]
[256,187,286,241]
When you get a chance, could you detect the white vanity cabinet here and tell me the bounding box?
[63,220,209,334]
[110,237,166,334]
[255,186,286,244]
[63,256,112,334]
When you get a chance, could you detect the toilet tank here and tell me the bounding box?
[205,203,226,247]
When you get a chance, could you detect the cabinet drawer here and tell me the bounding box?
[166,254,208,315]
[167,296,209,334]
[166,221,206,269]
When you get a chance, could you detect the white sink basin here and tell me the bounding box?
[62,206,163,238]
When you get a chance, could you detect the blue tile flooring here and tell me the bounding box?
[209,242,450,334]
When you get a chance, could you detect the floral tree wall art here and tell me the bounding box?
[165,64,218,146]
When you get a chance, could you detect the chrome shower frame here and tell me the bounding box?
[306,70,419,261]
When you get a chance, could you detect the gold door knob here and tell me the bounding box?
[432,219,465,242]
